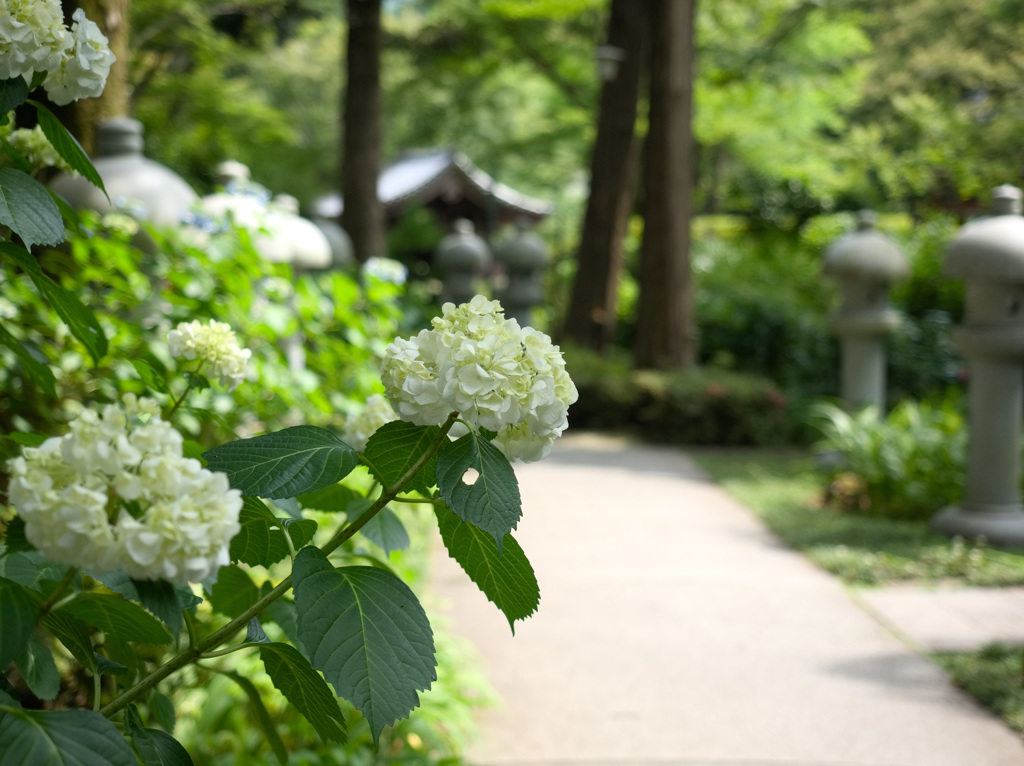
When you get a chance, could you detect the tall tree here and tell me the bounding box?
[562,0,645,352]
[633,0,696,370]
[341,0,386,261]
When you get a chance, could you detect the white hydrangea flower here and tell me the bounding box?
[380,296,578,463]
[168,318,252,390]
[6,125,70,172]
[5,397,242,585]
[0,0,71,81]
[342,393,398,452]
[42,9,115,106]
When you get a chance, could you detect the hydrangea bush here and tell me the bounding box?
[0,16,570,762]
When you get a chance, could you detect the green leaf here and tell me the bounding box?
[14,635,59,700]
[0,321,56,399]
[436,431,522,551]
[41,610,96,672]
[129,359,169,394]
[149,692,176,733]
[363,421,441,494]
[245,617,270,644]
[231,496,317,567]
[434,505,539,632]
[132,579,191,639]
[58,593,173,644]
[293,547,436,743]
[31,100,107,198]
[2,514,32,554]
[209,565,258,620]
[259,642,348,744]
[0,576,40,668]
[203,426,359,498]
[124,705,193,766]
[182,371,209,392]
[0,709,138,765]
[0,167,64,247]
[3,432,48,447]
[297,483,358,513]
[360,507,410,556]
[0,77,29,116]
[0,242,108,364]
[221,671,288,766]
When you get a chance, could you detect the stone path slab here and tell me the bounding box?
[430,433,1024,766]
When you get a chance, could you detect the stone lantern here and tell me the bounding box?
[495,220,548,328]
[823,210,909,409]
[48,117,198,227]
[932,185,1024,546]
[435,219,490,305]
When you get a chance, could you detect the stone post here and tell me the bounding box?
[932,185,1024,546]
[823,210,909,409]
[495,221,548,328]
[434,219,490,305]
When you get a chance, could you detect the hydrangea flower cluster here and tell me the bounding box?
[5,124,70,172]
[168,319,251,390]
[381,296,578,463]
[6,395,242,585]
[1,3,116,106]
[342,394,397,452]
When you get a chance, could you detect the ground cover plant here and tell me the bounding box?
[688,449,1024,587]
[932,645,1024,736]
[0,24,569,763]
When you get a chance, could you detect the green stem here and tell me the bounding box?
[166,362,205,419]
[36,567,78,621]
[99,414,458,719]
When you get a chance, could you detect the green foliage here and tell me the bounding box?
[0,709,139,766]
[933,645,1024,735]
[812,398,967,521]
[565,347,795,446]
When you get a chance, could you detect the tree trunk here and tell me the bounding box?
[341,0,386,263]
[633,0,696,370]
[562,0,646,352]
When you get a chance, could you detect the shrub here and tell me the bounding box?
[812,397,967,520]
[564,347,795,446]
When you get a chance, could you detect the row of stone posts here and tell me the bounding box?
[823,185,1024,546]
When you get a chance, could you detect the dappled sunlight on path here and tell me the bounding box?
[430,433,1024,766]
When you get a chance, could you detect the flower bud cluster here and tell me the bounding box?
[342,394,397,452]
[168,319,251,391]
[6,125,70,172]
[1,4,116,105]
[381,296,578,462]
[6,396,242,585]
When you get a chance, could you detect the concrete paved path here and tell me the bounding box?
[430,433,1024,766]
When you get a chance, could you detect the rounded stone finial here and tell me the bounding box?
[823,211,908,282]
[855,209,878,231]
[94,118,145,157]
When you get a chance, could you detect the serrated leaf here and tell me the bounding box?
[58,593,172,644]
[0,242,108,364]
[363,421,441,494]
[182,371,209,391]
[0,576,40,668]
[298,483,358,513]
[41,610,96,672]
[124,705,193,766]
[263,596,298,644]
[0,321,56,399]
[0,709,138,766]
[203,426,359,498]
[94,654,128,675]
[222,671,288,766]
[436,432,522,551]
[1,76,29,115]
[0,167,63,247]
[149,692,176,733]
[360,507,410,556]
[129,358,169,394]
[14,635,60,700]
[132,579,190,639]
[31,100,107,197]
[2,514,32,553]
[231,497,316,567]
[293,547,436,743]
[259,642,347,744]
[0,551,67,591]
[209,565,258,620]
[434,505,539,632]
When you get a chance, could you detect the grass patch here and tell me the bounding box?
[688,448,1024,587]
[933,645,1024,734]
